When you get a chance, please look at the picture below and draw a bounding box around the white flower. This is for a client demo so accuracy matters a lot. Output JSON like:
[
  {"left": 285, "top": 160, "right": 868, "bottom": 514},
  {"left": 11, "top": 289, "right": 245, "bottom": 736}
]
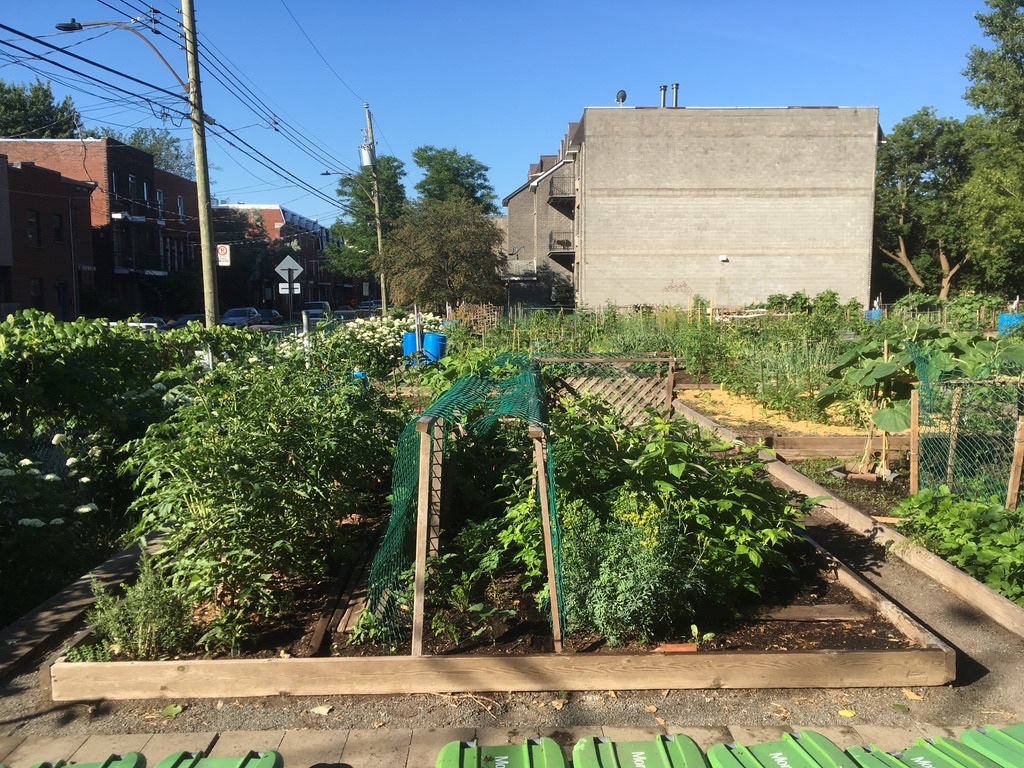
[
  {"left": 18, "top": 518, "right": 45, "bottom": 527},
  {"left": 74, "top": 503, "right": 98, "bottom": 514},
  {"left": 26, "top": 468, "right": 41, "bottom": 476},
  {"left": 18, "top": 458, "right": 33, "bottom": 467},
  {"left": 66, "top": 457, "right": 79, "bottom": 467},
  {"left": 51, "top": 433, "right": 66, "bottom": 445},
  {"left": 44, "top": 473, "right": 61, "bottom": 482},
  {"left": 50, "top": 518, "right": 65, "bottom": 526},
  {"left": 79, "top": 476, "right": 92, "bottom": 484},
  {"left": 88, "top": 447, "right": 102, "bottom": 459}
]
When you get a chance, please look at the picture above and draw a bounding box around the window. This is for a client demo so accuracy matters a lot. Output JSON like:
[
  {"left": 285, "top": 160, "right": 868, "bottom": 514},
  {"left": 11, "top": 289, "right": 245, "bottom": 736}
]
[
  {"left": 127, "top": 174, "right": 137, "bottom": 200},
  {"left": 156, "top": 189, "right": 164, "bottom": 217},
  {"left": 142, "top": 180, "right": 149, "bottom": 204},
  {"left": 30, "top": 278, "right": 43, "bottom": 310},
  {"left": 53, "top": 213, "right": 64, "bottom": 242},
  {"left": 177, "top": 195, "right": 185, "bottom": 223},
  {"left": 110, "top": 172, "right": 117, "bottom": 195},
  {"left": 26, "top": 210, "right": 41, "bottom": 247}
]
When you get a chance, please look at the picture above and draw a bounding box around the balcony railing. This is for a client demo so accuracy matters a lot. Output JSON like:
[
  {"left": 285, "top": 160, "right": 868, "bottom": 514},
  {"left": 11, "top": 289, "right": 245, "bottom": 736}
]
[
  {"left": 548, "top": 172, "right": 574, "bottom": 200},
  {"left": 548, "top": 231, "right": 574, "bottom": 253}
]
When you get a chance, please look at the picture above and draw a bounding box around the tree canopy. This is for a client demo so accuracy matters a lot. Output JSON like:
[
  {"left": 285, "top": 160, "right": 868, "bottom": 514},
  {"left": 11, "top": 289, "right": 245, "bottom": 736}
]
[
  {"left": 964, "top": 0, "right": 1024, "bottom": 136},
  {"left": 325, "top": 156, "right": 407, "bottom": 277},
  {"left": 412, "top": 145, "right": 499, "bottom": 214},
  {"left": 376, "top": 196, "right": 506, "bottom": 309},
  {"left": 83, "top": 126, "right": 196, "bottom": 179},
  {"left": 0, "top": 79, "right": 80, "bottom": 139}
]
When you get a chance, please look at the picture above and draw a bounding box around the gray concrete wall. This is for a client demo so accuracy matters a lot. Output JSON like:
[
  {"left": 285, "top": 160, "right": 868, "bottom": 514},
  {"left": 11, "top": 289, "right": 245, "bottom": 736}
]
[{"left": 576, "top": 107, "right": 878, "bottom": 308}]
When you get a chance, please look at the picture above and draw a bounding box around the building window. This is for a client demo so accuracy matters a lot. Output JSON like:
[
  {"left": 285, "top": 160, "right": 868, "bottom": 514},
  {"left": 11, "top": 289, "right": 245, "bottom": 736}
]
[
  {"left": 143, "top": 180, "right": 149, "bottom": 204},
  {"left": 26, "top": 210, "right": 41, "bottom": 247},
  {"left": 156, "top": 189, "right": 164, "bottom": 218},
  {"left": 128, "top": 174, "right": 137, "bottom": 200},
  {"left": 110, "top": 172, "right": 117, "bottom": 195},
  {"left": 53, "top": 213, "right": 64, "bottom": 242},
  {"left": 177, "top": 195, "right": 185, "bottom": 223},
  {"left": 30, "top": 278, "right": 43, "bottom": 310}
]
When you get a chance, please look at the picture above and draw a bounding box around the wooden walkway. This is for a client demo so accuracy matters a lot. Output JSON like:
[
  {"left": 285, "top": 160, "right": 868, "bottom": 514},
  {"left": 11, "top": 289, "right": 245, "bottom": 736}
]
[{"left": 0, "top": 724, "right": 990, "bottom": 768}]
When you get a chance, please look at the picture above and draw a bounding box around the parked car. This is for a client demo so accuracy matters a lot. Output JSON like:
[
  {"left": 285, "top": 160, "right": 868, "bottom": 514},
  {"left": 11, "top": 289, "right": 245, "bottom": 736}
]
[
  {"left": 219, "top": 307, "right": 261, "bottom": 328},
  {"left": 331, "top": 309, "right": 362, "bottom": 323},
  {"left": 257, "top": 308, "right": 285, "bottom": 325},
  {"left": 301, "top": 301, "right": 332, "bottom": 324},
  {"left": 166, "top": 313, "right": 205, "bottom": 330},
  {"left": 357, "top": 300, "right": 383, "bottom": 311}
]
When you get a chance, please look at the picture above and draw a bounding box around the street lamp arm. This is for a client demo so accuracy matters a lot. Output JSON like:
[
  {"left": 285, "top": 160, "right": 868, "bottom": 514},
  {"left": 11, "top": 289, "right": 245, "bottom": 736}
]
[{"left": 55, "top": 18, "right": 187, "bottom": 93}]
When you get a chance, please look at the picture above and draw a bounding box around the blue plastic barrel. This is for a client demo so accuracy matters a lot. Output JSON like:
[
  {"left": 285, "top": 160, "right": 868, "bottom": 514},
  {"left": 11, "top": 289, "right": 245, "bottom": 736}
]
[
  {"left": 865, "top": 309, "right": 882, "bottom": 322},
  {"left": 997, "top": 313, "right": 1023, "bottom": 336},
  {"left": 423, "top": 332, "right": 447, "bottom": 361},
  {"left": 402, "top": 331, "right": 419, "bottom": 357}
]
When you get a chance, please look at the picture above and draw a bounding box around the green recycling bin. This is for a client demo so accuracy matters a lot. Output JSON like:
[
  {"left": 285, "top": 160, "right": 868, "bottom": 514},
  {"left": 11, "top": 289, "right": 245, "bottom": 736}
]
[
  {"left": 848, "top": 738, "right": 1000, "bottom": 768},
  {"left": 960, "top": 724, "right": 1024, "bottom": 768},
  {"left": 706, "top": 730, "right": 849, "bottom": 767},
  {"left": 435, "top": 737, "right": 567, "bottom": 768},
  {"left": 572, "top": 734, "right": 708, "bottom": 768},
  {"left": 27, "top": 754, "right": 147, "bottom": 768},
  {"left": 152, "top": 752, "right": 282, "bottom": 768}
]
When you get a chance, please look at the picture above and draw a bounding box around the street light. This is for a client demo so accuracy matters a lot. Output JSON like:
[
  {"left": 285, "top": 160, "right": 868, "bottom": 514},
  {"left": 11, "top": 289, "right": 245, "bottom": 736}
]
[{"left": 56, "top": 2, "right": 219, "bottom": 327}]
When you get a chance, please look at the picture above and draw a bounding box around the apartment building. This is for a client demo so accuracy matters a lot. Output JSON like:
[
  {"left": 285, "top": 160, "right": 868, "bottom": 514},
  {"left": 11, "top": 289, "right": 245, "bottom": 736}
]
[{"left": 503, "top": 105, "right": 880, "bottom": 309}]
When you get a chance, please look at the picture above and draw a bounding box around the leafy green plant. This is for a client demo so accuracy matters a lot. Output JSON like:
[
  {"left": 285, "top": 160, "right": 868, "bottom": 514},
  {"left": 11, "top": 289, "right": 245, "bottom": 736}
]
[
  {"left": 894, "top": 486, "right": 1023, "bottom": 606},
  {"left": 689, "top": 624, "right": 716, "bottom": 646},
  {"left": 347, "top": 609, "right": 390, "bottom": 647}
]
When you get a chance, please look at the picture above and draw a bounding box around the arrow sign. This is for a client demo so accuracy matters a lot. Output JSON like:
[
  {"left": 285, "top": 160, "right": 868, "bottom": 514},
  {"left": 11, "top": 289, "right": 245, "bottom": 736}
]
[{"left": 275, "top": 255, "right": 303, "bottom": 281}]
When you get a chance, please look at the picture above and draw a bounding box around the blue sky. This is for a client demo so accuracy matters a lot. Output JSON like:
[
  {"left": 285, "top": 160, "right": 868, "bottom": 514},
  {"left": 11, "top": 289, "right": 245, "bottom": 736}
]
[{"left": 2, "top": 1, "right": 991, "bottom": 225}]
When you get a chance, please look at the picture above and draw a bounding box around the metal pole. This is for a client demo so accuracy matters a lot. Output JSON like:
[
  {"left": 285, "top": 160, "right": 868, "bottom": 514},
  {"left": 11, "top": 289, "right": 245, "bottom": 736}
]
[
  {"left": 364, "top": 104, "right": 387, "bottom": 315},
  {"left": 287, "top": 267, "right": 295, "bottom": 322},
  {"left": 181, "top": 0, "right": 219, "bottom": 327}
]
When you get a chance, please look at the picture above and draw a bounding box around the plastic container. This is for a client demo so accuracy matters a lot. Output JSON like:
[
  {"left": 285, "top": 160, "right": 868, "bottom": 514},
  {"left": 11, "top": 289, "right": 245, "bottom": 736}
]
[
  {"left": 402, "top": 331, "right": 420, "bottom": 357},
  {"left": 24, "top": 755, "right": 147, "bottom": 768},
  {"left": 997, "top": 313, "right": 1023, "bottom": 336},
  {"left": 865, "top": 309, "right": 883, "bottom": 322},
  {"left": 152, "top": 752, "right": 283, "bottom": 768},
  {"left": 423, "top": 332, "right": 447, "bottom": 362},
  {"left": 572, "top": 734, "right": 707, "bottom": 768},
  {"left": 352, "top": 371, "right": 369, "bottom": 388},
  {"left": 960, "top": 724, "right": 1024, "bottom": 768},
  {"left": 435, "top": 738, "right": 567, "bottom": 768},
  {"left": 706, "top": 731, "right": 849, "bottom": 767}
]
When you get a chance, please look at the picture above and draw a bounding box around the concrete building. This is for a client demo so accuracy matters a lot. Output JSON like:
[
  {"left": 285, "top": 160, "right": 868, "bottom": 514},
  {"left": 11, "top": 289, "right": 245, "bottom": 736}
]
[
  {"left": 0, "top": 155, "right": 96, "bottom": 319},
  {"left": 503, "top": 105, "right": 880, "bottom": 309}
]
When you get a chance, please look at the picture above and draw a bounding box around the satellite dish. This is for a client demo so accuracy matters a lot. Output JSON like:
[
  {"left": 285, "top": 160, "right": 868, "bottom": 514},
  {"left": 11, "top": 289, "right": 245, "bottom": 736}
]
[{"left": 615, "top": 89, "right": 627, "bottom": 105}]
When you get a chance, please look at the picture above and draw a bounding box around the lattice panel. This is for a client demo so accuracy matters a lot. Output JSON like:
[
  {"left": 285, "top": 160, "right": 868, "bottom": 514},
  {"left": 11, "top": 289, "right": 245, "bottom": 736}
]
[{"left": 550, "top": 373, "right": 668, "bottom": 426}]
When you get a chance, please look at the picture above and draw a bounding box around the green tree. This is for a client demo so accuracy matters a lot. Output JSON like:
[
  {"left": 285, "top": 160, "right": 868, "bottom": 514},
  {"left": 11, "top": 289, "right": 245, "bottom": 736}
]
[
  {"left": 325, "top": 156, "right": 407, "bottom": 277},
  {"left": 874, "top": 108, "right": 972, "bottom": 298},
  {"left": 377, "top": 197, "right": 506, "bottom": 309},
  {"left": 84, "top": 126, "right": 196, "bottom": 179},
  {"left": 0, "top": 79, "right": 79, "bottom": 138},
  {"left": 964, "top": 0, "right": 1024, "bottom": 136},
  {"left": 412, "top": 145, "right": 499, "bottom": 214}
]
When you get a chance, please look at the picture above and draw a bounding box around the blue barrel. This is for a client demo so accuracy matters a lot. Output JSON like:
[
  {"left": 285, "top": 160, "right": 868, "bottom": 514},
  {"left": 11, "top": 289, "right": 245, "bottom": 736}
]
[
  {"left": 423, "top": 332, "right": 447, "bottom": 362},
  {"left": 402, "top": 331, "right": 419, "bottom": 356},
  {"left": 865, "top": 309, "right": 882, "bottom": 322},
  {"left": 997, "top": 313, "right": 1023, "bottom": 336}
]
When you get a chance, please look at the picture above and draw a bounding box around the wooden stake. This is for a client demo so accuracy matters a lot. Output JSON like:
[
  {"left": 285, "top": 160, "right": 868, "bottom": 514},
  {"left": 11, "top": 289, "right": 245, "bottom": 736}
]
[
  {"left": 529, "top": 425, "right": 563, "bottom": 653},
  {"left": 946, "top": 387, "right": 964, "bottom": 489},
  {"left": 1006, "top": 415, "right": 1024, "bottom": 510},
  {"left": 665, "top": 358, "right": 676, "bottom": 416},
  {"left": 910, "top": 389, "right": 919, "bottom": 495},
  {"left": 412, "top": 415, "right": 439, "bottom": 657}
]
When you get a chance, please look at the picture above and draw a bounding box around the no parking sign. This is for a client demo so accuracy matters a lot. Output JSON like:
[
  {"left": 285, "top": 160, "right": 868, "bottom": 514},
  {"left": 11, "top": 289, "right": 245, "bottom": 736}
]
[{"left": 216, "top": 243, "right": 230, "bottom": 266}]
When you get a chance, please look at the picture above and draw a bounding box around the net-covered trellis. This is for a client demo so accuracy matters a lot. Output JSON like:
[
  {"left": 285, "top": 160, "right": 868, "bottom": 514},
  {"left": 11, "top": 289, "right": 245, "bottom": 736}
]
[
  {"left": 366, "top": 353, "right": 563, "bottom": 649},
  {"left": 909, "top": 344, "right": 1024, "bottom": 503}
]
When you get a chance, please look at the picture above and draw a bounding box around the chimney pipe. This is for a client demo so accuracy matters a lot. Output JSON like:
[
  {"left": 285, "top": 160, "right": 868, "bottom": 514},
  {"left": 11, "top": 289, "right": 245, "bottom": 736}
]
[
  {"left": 672, "top": 83, "right": 679, "bottom": 107},
  {"left": 660, "top": 85, "right": 667, "bottom": 108}
]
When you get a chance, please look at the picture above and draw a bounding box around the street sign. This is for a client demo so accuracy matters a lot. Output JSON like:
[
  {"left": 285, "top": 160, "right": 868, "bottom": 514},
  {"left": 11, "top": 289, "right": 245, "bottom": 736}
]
[
  {"left": 275, "top": 255, "right": 303, "bottom": 281},
  {"left": 216, "top": 243, "right": 231, "bottom": 266},
  {"left": 278, "top": 282, "right": 301, "bottom": 294}
]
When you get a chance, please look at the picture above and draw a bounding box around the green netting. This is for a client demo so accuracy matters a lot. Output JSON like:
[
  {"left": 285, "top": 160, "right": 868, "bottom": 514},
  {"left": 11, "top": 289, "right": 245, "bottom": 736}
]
[
  {"left": 366, "top": 353, "right": 562, "bottom": 648},
  {"left": 909, "top": 343, "right": 1024, "bottom": 503}
]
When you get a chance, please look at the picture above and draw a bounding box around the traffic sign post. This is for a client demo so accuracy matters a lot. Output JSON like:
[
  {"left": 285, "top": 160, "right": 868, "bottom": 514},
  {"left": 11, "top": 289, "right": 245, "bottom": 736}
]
[{"left": 275, "top": 256, "right": 303, "bottom": 322}]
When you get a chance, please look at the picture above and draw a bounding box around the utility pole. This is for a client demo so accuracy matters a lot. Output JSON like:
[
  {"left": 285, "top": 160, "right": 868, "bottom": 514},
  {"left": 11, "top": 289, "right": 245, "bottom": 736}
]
[
  {"left": 361, "top": 103, "right": 387, "bottom": 315},
  {"left": 181, "top": 0, "right": 219, "bottom": 327}
]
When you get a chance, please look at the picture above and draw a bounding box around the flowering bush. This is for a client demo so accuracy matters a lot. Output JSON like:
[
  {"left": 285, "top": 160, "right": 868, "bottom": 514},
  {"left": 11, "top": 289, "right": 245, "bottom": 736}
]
[{"left": 313, "top": 314, "right": 444, "bottom": 379}]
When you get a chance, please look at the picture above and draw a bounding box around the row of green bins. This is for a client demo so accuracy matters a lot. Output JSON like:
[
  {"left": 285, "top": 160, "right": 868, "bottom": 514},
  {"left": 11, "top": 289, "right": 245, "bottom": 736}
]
[
  {"left": 436, "top": 738, "right": 568, "bottom": 768},
  {"left": 848, "top": 736, "right": 1003, "bottom": 767},
  {"left": 705, "top": 731, "right": 849, "bottom": 767},
  {"left": 20, "top": 754, "right": 146, "bottom": 768},
  {"left": 573, "top": 735, "right": 707, "bottom": 768},
  {"left": 959, "top": 723, "right": 1024, "bottom": 768},
  {"left": 153, "top": 753, "right": 283, "bottom": 768}
]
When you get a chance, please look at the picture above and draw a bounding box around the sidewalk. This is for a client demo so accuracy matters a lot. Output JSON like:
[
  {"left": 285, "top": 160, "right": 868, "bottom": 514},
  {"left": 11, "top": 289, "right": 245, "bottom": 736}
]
[{"left": 0, "top": 723, "right": 990, "bottom": 768}]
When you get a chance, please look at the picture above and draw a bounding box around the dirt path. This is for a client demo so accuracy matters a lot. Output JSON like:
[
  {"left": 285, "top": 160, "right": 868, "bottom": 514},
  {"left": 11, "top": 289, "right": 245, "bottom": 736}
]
[{"left": 677, "top": 388, "right": 866, "bottom": 437}]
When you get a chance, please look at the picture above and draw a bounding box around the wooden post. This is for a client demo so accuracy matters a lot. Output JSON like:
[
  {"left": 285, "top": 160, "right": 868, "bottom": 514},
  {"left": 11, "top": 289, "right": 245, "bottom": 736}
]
[
  {"left": 910, "top": 389, "right": 920, "bottom": 495},
  {"left": 529, "top": 425, "right": 563, "bottom": 653},
  {"left": 665, "top": 357, "right": 676, "bottom": 415},
  {"left": 412, "top": 415, "right": 439, "bottom": 657},
  {"left": 1005, "top": 415, "right": 1024, "bottom": 510},
  {"left": 946, "top": 387, "right": 964, "bottom": 489}
]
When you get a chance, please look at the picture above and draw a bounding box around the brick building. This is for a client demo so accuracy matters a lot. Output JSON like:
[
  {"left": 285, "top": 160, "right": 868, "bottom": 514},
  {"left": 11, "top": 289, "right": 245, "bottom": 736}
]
[
  {"left": 0, "top": 155, "right": 96, "bottom": 319},
  {"left": 0, "top": 138, "right": 201, "bottom": 317},
  {"left": 212, "top": 203, "right": 340, "bottom": 312},
  {"left": 503, "top": 105, "right": 880, "bottom": 309}
]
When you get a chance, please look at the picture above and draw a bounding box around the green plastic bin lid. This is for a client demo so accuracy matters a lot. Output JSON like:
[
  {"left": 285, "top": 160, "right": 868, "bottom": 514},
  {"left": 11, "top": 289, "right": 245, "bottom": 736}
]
[
  {"left": 844, "top": 745, "right": 906, "bottom": 767},
  {"left": 706, "top": 731, "right": 852, "bottom": 767},
  {"left": 571, "top": 734, "right": 708, "bottom": 768},
  {"left": 961, "top": 724, "right": 1024, "bottom": 768},
  {"left": 435, "top": 737, "right": 567, "bottom": 768},
  {"left": 28, "top": 754, "right": 146, "bottom": 768},
  {"left": 880, "top": 738, "right": 1003, "bottom": 768},
  {"left": 151, "top": 751, "right": 282, "bottom": 768}
]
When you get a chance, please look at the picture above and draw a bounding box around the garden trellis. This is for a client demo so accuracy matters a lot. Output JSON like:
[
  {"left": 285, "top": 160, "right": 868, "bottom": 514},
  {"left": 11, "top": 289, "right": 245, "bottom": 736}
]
[{"left": 909, "top": 346, "right": 1024, "bottom": 507}]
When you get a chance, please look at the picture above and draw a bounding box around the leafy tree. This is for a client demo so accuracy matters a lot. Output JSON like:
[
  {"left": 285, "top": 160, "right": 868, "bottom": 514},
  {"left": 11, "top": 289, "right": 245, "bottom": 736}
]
[
  {"left": 964, "top": 0, "right": 1024, "bottom": 136},
  {"left": 377, "top": 197, "right": 506, "bottom": 309},
  {"left": 325, "top": 156, "right": 407, "bottom": 277},
  {"left": 874, "top": 108, "right": 972, "bottom": 298},
  {"left": 0, "top": 79, "right": 79, "bottom": 138},
  {"left": 84, "top": 126, "right": 196, "bottom": 179},
  {"left": 412, "top": 145, "right": 499, "bottom": 214}
]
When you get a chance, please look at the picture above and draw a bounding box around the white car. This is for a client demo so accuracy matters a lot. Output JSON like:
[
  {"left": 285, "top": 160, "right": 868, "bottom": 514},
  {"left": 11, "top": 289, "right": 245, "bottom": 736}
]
[{"left": 219, "top": 307, "right": 260, "bottom": 327}]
